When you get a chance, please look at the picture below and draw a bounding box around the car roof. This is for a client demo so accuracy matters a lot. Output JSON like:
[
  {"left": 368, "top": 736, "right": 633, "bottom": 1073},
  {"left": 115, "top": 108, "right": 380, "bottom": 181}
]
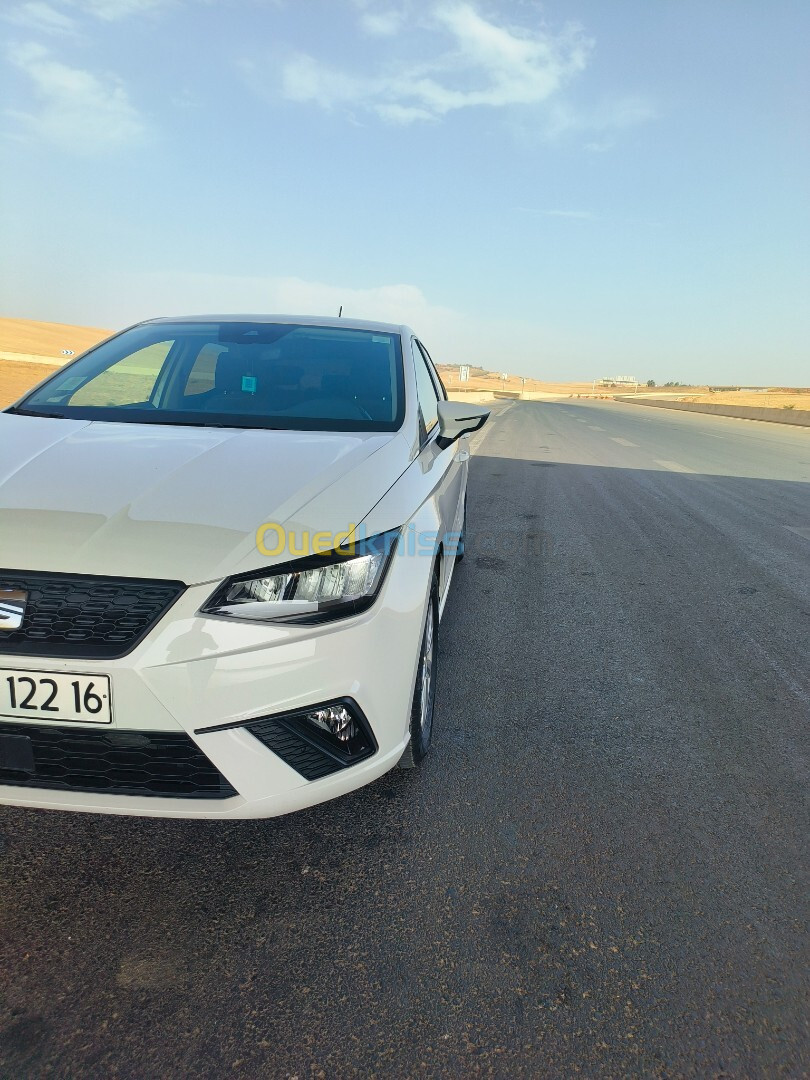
[{"left": 140, "top": 314, "right": 411, "bottom": 336}]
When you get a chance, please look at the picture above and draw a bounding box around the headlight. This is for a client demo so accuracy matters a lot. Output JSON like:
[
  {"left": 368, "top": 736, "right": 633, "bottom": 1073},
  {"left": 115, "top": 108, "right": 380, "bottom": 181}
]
[{"left": 199, "top": 529, "right": 400, "bottom": 624}]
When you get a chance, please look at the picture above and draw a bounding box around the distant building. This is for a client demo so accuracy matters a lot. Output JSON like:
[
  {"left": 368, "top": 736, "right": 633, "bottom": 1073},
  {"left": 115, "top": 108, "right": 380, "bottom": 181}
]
[{"left": 597, "top": 375, "right": 637, "bottom": 387}]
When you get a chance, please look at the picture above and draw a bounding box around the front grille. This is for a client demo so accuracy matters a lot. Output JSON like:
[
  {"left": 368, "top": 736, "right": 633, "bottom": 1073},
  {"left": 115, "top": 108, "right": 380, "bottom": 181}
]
[
  {"left": 0, "top": 723, "right": 237, "bottom": 799},
  {"left": 0, "top": 570, "right": 185, "bottom": 659}
]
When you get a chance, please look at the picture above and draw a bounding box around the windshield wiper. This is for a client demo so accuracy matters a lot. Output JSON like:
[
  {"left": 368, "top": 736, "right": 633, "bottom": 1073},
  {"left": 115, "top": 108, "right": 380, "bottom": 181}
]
[
  {"left": 134, "top": 417, "right": 283, "bottom": 430},
  {"left": 6, "top": 406, "right": 283, "bottom": 430},
  {"left": 6, "top": 407, "right": 68, "bottom": 419}
]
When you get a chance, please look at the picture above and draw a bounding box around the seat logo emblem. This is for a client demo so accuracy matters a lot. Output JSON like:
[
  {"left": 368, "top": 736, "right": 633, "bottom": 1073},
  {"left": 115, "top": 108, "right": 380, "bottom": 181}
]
[{"left": 0, "top": 589, "right": 27, "bottom": 631}]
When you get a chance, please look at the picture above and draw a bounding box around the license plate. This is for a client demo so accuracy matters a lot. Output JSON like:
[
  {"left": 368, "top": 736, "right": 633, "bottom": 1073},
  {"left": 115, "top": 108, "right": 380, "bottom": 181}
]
[{"left": 0, "top": 669, "right": 112, "bottom": 724}]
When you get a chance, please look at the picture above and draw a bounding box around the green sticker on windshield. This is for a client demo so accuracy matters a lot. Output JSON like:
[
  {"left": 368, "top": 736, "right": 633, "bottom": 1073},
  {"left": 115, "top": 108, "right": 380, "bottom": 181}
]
[{"left": 241, "top": 375, "right": 257, "bottom": 393}]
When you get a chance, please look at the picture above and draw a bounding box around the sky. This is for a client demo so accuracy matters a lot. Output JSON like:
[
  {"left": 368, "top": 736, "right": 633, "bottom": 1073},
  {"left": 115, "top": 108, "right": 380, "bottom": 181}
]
[{"left": 1, "top": 0, "right": 808, "bottom": 384}]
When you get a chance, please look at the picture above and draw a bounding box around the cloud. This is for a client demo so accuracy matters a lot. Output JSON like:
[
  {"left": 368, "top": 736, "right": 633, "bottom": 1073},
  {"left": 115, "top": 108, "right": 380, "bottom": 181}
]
[
  {"left": 6, "top": 41, "right": 147, "bottom": 153},
  {"left": 41, "top": 269, "right": 587, "bottom": 374},
  {"left": 3, "top": 0, "right": 179, "bottom": 38},
  {"left": 350, "top": 0, "right": 410, "bottom": 36},
  {"left": 280, "top": 52, "right": 365, "bottom": 109},
  {"left": 358, "top": 8, "right": 407, "bottom": 36},
  {"left": 3, "top": 2, "right": 78, "bottom": 35},
  {"left": 10, "top": 264, "right": 676, "bottom": 379},
  {"left": 126, "top": 273, "right": 459, "bottom": 331},
  {"left": 376, "top": 103, "right": 435, "bottom": 124},
  {"left": 583, "top": 138, "right": 614, "bottom": 153},
  {"left": 275, "top": 1, "right": 593, "bottom": 124},
  {"left": 4, "top": 0, "right": 175, "bottom": 29},
  {"left": 544, "top": 94, "right": 657, "bottom": 141}
]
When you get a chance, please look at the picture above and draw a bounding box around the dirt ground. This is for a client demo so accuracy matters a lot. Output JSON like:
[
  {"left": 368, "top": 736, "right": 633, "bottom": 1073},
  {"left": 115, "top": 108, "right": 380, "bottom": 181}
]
[
  {"left": 0, "top": 360, "right": 58, "bottom": 407},
  {"left": 679, "top": 391, "right": 810, "bottom": 410},
  {"left": 437, "top": 367, "right": 632, "bottom": 396},
  {"left": 0, "top": 317, "right": 110, "bottom": 359}
]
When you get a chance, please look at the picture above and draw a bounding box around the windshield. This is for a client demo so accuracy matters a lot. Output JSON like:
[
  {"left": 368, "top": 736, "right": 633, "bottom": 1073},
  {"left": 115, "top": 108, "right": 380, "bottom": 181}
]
[{"left": 12, "top": 321, "right": 405, "bottom": 433}]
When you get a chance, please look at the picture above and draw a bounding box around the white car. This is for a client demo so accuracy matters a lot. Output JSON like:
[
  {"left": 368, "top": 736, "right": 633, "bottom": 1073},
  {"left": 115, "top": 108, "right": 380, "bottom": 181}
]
[{"left": 0, "top": 316, "right": 488, "bottom": 818}]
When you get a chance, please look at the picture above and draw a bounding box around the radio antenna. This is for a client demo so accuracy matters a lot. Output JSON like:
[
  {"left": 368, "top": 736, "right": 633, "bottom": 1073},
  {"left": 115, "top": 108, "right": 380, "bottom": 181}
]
[{"left": 338, "top": 305, "right": 343, "bottom": 317}]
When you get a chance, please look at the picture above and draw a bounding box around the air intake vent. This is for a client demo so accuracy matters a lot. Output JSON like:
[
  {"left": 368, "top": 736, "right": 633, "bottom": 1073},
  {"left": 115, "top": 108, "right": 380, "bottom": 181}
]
[{"left": 0, "top": 724, "right": 236, "bottom": 799}]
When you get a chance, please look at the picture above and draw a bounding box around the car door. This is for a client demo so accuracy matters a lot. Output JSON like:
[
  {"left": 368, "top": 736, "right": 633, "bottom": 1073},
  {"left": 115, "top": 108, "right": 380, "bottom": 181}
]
[{"left": 411, "top": 338, "right": 465, "bottom": 596}]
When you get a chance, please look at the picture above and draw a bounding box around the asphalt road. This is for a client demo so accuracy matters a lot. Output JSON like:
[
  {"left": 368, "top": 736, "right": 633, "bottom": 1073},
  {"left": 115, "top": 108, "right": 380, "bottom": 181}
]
[{"left": 1, "top": 400, "right": 808, "bottom": 1078}]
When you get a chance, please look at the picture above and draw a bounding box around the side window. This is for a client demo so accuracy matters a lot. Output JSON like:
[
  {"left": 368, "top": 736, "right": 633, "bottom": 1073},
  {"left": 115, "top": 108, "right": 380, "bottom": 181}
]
[
  {"left": 67, "top": 341, "right": 172, "bottom": 406},
  {"left": 412, "top": 338, "right": 439, "bottom": 440},
  {"left": 417, "top": 341, "right": 446, "bottom": 400}
]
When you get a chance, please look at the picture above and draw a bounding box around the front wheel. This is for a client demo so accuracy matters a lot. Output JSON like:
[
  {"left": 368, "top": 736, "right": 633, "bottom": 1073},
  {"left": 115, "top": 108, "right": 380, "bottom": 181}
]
[{"left": 398, "top": 572, "right": 439, "bottom": 768}]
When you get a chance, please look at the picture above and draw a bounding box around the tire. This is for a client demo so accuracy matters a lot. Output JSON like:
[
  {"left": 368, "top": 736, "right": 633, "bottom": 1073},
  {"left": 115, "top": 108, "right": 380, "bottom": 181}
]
[
  {"left": 398, "top": 570, "right": 439, "bottom": 768},
  {"left": 455, "top": 496, "right": 467, "bottom": 562}
]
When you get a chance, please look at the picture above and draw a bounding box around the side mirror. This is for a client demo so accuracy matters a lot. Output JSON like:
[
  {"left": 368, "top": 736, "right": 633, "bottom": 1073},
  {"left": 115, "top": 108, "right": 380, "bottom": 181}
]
[{"left": 436, "top": 400, "right": 490, "bottom": 448}]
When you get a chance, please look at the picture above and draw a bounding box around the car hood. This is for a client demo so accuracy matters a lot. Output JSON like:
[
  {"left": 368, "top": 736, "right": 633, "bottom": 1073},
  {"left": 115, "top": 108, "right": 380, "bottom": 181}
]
[{"left": 0, "top": 414, "right": 409, "bottom": 584}]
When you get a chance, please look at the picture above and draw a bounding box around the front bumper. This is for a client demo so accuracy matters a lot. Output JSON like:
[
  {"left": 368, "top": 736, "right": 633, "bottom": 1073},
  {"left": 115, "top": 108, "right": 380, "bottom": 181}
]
[{"left": 0, "top": 551, "right": 430, "bottom": 818}]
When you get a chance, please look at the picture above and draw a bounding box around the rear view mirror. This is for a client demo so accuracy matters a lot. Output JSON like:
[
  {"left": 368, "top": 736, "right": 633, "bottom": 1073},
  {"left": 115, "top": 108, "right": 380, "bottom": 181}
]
[{"left": 436, "top": 400, "right": 490, "bottom": 448}]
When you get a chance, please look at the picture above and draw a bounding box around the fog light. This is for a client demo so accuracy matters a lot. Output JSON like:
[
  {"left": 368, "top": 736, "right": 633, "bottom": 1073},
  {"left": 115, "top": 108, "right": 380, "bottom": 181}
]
[
  {"left": 307, "top": 705, "right": 356, "bottom": 742},
  {"left": 241, "top": 698, "right": 378, "bottom": 782}
]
